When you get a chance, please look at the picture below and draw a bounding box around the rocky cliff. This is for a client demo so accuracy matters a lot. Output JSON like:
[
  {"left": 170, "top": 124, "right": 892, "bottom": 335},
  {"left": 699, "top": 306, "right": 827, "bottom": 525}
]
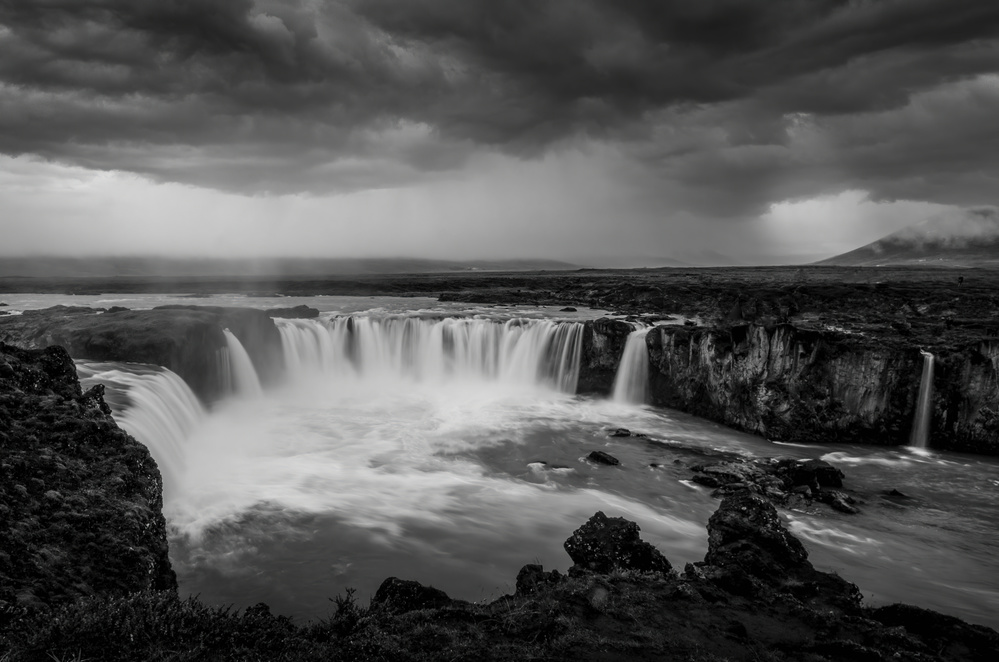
[
  {"left": 0, "top": 306, "right": 298, "bottom": 401},
  {"left": 576, "top": 318, "right": 634, "bottom": 394},
  {"left": 0, "top": 343, "right": 176, "bottom": 610},
  {"left": 640, "top": 322, "right": 999, "bottom": 454}
]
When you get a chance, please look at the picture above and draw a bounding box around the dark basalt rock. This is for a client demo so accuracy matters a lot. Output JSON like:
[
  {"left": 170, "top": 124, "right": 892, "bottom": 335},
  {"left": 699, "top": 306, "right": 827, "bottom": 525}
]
[
  {"left": 370, "top": 577, "right": 453, "bottom": 613},
  {"left": 564, "top": 511, "right": 672, "bottom": 575},
  {"left": 515, "top": 564, "right": 563, "bottom": 595},
  {"left": 0, "top": 304, "right": 286, "bottom": 401},
  {"left": 704, "top": 491, "right": 863, "bottom": 612},
  {"left": 586, "top": 450, "right": 620, "bottom": 465},
  {"left": 706, "top": 492, "right": 808, "bottom": 575},
  {"left": 577, "top": 318, "right": 635, "bottom": 394},
  {"left": 0, "top": 343, "right": 176, "bottom": 609},
  {"left": 784, "top": 458, "right": 845, "bottom": 488},
  {"left": 815, "top": 489, "right": 861, "bottom": 514},
  {"left": 690, "top": 457, "right": 860, "bottom": 514}
]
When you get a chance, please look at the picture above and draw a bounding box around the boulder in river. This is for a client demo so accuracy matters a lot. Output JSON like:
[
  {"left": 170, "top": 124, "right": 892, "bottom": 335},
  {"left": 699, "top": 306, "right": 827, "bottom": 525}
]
[
  {"left": 586, "top": 450, "right": 621, "bottom": 465},
  {"left": 564, "top": 511, "right": 672, "bottom": 575}
]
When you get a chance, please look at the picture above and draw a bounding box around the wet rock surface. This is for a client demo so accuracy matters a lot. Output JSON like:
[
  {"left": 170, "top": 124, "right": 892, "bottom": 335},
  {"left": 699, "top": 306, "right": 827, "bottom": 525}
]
[
  {"left": 586, "top": 450, "right": 621, "bottom": 465},
  {"left": 689, "top": 456, "right": 862, "bottom": 514}
]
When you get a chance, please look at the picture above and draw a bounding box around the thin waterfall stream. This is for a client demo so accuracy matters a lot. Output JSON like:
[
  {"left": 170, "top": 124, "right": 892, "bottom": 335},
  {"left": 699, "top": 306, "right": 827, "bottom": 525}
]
[
  {"left": 909, "top": 350, "right": 935, "bottom": 449},
  {"left": 612, "top": 325, "right": 651, "bottom": 404}
]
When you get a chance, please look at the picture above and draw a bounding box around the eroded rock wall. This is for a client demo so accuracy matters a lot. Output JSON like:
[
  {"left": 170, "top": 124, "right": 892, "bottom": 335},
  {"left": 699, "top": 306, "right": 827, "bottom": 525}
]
[
  {"left": 0, "top": 343, "right": 176, "bottom": 609},
  {"left": 576, "top": 318, "right": 633, "bottom": 394},
  {"left": 644, "top": 323, "right": 999, "bottom": 453},
  {"left": 0, "top": 306, "right": 285, "bottom": 401}
]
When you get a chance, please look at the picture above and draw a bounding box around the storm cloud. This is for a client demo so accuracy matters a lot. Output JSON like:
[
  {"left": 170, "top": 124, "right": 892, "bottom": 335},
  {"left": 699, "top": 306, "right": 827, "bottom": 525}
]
[{"left": 1, "top": 0, "right": 997, "bottom": 221}]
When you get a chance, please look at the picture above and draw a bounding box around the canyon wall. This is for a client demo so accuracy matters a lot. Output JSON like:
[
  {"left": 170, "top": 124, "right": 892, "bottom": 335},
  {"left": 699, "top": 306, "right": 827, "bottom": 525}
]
[
  {"left": 3, "top": 306, "right": 996, "bottom": 454},
  {"left": 636, "top": 322, "right": 999, "bottom": 454}
]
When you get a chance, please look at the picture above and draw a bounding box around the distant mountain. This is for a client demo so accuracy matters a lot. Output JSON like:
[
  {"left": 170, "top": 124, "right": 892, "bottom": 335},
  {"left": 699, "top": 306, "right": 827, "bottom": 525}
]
[
  {"left": 818, "top": 207, "right": 999, "bottom": 268},
  {"left": 0, "top": 256, "right": 581, "bottom": 279}
]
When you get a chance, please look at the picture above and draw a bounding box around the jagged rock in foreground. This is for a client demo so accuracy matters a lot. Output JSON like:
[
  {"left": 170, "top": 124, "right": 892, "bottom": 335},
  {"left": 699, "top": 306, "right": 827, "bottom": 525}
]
[
  {"left": 4, "top": 494, "right": 997, "bottom": 660},
  {"left": 0, "top": 343, "right": 176, "bottom": 610},
  {"left": 564, "top": 511, "right": 672, "bottom": 575}
]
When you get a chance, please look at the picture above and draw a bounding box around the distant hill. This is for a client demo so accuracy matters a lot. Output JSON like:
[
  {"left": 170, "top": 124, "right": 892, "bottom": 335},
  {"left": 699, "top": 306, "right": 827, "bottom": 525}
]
[
  {"left": 0, "top": 256, "right": 581, "bottom": 278},
  {"left": 818, "top": 207, "right": 999, "bottom": 268}
]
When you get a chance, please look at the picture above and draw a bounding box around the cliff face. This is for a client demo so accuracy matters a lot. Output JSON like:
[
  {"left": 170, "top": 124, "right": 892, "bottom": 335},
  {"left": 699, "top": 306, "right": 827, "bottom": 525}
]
[
  {"left": 0, "top": 343, "right": 177, "bottom": 609},
  {"left": 935, "top": 340, "right": 999, "bottom": 453},
  {"left": 577, "top": 318, "right": 634, "bottom": 394},
  {"left": 641, "top": 323, "right": 999, "bottom": 454}
]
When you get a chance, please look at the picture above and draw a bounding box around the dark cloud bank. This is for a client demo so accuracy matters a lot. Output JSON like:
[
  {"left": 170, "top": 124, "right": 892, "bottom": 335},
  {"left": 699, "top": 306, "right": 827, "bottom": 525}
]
[{"left": 1, "top": 0, "right": 997, "bottom": 219}]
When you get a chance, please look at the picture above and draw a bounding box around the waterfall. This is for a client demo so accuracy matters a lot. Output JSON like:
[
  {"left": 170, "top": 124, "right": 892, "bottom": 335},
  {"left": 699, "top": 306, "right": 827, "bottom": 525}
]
[
  {"left": 221, "top": 329, "right": 263, "bottom": 398},
  {"left": 274, "top": 316, "right": 585, "bottom": 392},
  {"left": 612, "top": 326, "right": 651, "bottom": 404},
  {"left": 909, "top": 350, "right": 935, "bottom": 449},
  {"left": 77, "top": 363, "right": 204, "bottom": 498}
]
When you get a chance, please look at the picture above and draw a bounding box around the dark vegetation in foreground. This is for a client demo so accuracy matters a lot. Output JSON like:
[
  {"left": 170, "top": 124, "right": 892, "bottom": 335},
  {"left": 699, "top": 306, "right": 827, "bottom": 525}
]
[{"left": 3, "top": 343, "right": 998, "bottom": 661}]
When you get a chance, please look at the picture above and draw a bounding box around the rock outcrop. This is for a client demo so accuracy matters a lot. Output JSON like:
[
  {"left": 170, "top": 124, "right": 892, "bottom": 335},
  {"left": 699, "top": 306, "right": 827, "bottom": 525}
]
[
  {"left": 690, "top": 457, "right": 860, "bottom": 514},
  {"left": 0, "top": 343, "right": 176, "bottom": 610},
  {"left": 563, "top": 511, "right": 672, "bottom": 575},
  {"left": 643, "top": 322, "right": 999, "bottom": 454},
  {"left": 576, "top": 318, "right": 633, "bottom": 394},
  {"left": 0, "top": 305, "right": 290, "bottom": 401}
]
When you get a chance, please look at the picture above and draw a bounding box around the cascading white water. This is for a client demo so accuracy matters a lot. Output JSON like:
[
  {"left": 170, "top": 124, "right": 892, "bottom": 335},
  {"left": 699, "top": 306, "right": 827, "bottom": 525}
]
[
  {"left": 909, "top": 350, "right": 935, "bottom": 449},
  {"left": 76, "top": 363, "right": 204, "bottom": 499},
  {"left": 70, "top": 301, "right": 999, "bottom": 630},
  {"left": 612, "top": 326, "right": 651, "bottom": 404},
  {"left": 274, "top": 316, "right": 584, "bottom": 392},
  {"left": 221, "top": 329, "right": 263, "bottom": 398}
]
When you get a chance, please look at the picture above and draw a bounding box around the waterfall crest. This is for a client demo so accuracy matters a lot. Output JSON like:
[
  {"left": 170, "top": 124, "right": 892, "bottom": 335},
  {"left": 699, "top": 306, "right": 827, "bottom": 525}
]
[
  {"left": 77, "top": 363, "right": 204, "bottom": 497},
  {"left": 221, "top": 329, "right": 263, "bottom": 398},
  {"left": 612, "top": 326, "right": 651, "bottom": 404},
  {"left": 909, "top": 350, "right": 935, "bottom": 449},
  {"left": 275, "top": 316, "right": 584, "bottom": 392}
]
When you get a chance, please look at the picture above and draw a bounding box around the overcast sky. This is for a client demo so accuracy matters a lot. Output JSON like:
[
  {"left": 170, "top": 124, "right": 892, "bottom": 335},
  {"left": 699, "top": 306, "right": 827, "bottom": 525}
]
[{"left": 1, "top": 0, "right": 997, "bottom": 266}]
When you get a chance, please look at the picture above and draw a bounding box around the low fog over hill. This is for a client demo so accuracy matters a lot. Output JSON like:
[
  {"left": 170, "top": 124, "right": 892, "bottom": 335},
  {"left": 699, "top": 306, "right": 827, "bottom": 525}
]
[{"left": 819, "top": 207, "right": 999, "bottom": 268}]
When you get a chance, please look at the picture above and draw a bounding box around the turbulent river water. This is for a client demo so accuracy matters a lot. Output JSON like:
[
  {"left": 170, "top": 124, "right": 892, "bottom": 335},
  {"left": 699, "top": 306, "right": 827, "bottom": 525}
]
[{"left": 8, "top": 293, "right": 997, "bottom": 628}]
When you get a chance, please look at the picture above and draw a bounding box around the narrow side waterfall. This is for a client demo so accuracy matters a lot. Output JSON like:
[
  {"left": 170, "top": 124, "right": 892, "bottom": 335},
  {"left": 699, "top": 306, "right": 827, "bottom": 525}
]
[
  {"left": 612, "top": 326, "right": 651, "bottom": 404},
  {"left": 909, "top": 350, "right": 935, "bottom": 449},
  {"left": 221, "top": 329, "right": 263, "bottom": 398},
  {"left": 274, "top": 316, "right": 585, "bottom": 392},
  {"left": 77, "top": 363, "right": 204, "bottom": 498}
]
